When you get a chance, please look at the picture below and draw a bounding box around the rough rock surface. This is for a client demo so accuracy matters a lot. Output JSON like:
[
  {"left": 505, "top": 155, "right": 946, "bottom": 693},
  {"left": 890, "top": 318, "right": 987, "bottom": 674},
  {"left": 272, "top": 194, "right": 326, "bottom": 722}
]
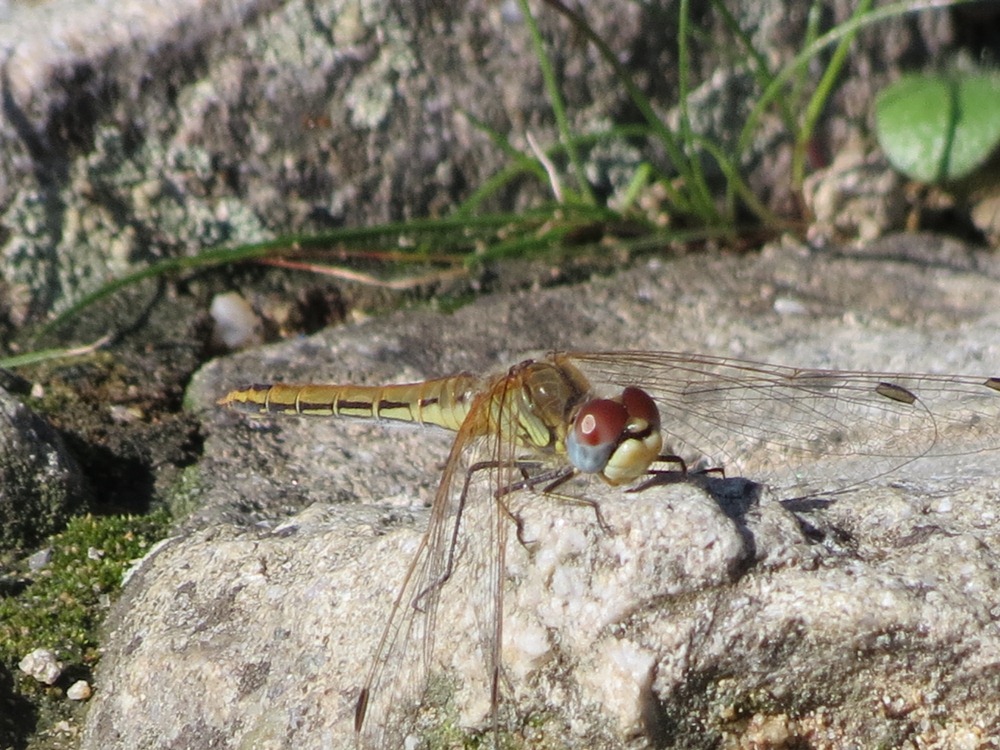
[
  {"left": 84, "top": 236, "right": 1000, "bottom": 749},
  {"left": 0, "top": 384, "right": 89, "bottom": 551}
]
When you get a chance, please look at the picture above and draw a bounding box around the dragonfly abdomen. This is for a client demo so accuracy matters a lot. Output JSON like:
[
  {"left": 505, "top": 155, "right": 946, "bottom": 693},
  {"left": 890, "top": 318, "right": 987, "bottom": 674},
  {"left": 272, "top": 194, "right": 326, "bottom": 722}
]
[{"left": 219, "top": 375, "right": 481, "bottom": 432}]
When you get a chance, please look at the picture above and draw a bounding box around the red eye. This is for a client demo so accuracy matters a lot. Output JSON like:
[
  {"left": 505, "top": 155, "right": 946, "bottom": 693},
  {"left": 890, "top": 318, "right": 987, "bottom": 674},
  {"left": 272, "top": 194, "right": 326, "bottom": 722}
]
[
  {"left": 621, "top": 387, "right": 660, "bottom": 431},
  {"left": 567, "top": 387, "right": 664, "bottom": 481},
  {"left": 574, "top": 399, "right": 628, "bottom": 447},
  {"left": 567, "top": 398, "right": 628, "bottom": 474}
]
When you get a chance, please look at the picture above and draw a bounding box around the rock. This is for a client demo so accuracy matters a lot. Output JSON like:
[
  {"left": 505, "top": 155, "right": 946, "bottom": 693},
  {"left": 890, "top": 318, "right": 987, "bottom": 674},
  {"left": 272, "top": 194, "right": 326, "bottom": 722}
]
[
  {"left": 66, "top": 680, "right": 92, "bottom": 701},
  {"left": 802, "top": 140, "right": 906, "bottom": 244},
  {"left": 18, "top": 648, "right": 62, "bottom": 686},
  {"left": 26, "top": 547, "right": 52, "bottom": 571},
  {"left": 84, "top": 236, "right": 1000, "bottom": 748},
  {"left": 0, "top": 388, "right": 90, "bottom": 551},
  {"left": 209, "top": 292, "right": 264, "bottom": 351},
  {"left": 971, "top": 187, "right": 1000, "bottom": 246}
]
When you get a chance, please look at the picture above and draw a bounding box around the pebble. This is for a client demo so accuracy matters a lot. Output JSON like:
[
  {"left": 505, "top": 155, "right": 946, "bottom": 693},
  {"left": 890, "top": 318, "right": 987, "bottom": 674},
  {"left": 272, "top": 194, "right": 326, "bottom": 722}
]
[
  {"left": 210, "top": 292, "right": 263, "bottom": 350},
  {"left": 67, "top": 680, "right": 93, "bottom": 701},
  {"left": 18, "top": 648, "right": 63, "bottom": 685}
]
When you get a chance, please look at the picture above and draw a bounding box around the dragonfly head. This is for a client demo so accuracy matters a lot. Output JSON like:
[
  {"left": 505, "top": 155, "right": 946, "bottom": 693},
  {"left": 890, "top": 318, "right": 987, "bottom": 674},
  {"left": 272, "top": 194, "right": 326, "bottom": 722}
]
[{"left": 566, "top": 386, "right": 663, "bottom": 486}]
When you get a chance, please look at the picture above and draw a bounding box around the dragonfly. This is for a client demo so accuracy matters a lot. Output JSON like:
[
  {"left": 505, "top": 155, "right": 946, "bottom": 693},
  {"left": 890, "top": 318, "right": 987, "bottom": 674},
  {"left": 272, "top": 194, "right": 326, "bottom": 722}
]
[{"left": 219, "top": 350, "right": 1000, "bottom": 747}]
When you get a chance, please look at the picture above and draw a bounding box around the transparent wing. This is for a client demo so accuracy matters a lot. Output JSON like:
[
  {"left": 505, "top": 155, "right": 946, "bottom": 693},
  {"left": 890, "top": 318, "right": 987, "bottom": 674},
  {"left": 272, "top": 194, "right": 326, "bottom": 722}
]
[
  {"left": 356, "top": 377, "right": 521, "bottom": 748},
  {"left": 565, "top": 350, "right": 1000, "bottom": 494}
]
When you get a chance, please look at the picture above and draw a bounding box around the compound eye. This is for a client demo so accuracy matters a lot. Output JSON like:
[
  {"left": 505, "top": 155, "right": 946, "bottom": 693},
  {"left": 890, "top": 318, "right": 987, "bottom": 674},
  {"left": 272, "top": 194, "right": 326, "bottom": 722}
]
[
  {"left": 575, "top": 399, "right": 628, "bottom": 446},
  {"left": 597, "top": 387, "right": 664, "bottom": 486},
  {"left": 566, "top": 398, "right": 628, "bottom": 473},
  {"left": 621, "top": 386, "right": 660, "bottom": 432}
]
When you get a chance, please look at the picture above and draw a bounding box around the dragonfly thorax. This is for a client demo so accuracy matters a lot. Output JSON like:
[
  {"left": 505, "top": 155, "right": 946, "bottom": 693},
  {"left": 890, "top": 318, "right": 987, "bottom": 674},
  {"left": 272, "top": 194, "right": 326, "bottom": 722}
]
[{"left": 490, "top": 359, "right": 594, "bottom": 452}]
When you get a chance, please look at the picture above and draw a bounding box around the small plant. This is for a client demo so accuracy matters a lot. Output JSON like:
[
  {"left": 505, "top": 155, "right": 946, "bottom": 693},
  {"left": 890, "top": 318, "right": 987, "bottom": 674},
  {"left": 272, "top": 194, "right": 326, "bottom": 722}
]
[{"left": 875, "top": 70, "right": 1000, "bottom": 185}]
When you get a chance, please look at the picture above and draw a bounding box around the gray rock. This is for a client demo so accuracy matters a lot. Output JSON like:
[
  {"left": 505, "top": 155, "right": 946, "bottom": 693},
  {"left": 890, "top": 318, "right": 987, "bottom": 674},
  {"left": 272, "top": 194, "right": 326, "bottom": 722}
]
[
  {"left": 26, "top": 546, "right": 52, "bottom": 571},
  {"left": 0, "top": 387, "right": 89, "bottom": 551},
  {"left": 85, "top": 236, "right": 1000, "bottom": 748}
]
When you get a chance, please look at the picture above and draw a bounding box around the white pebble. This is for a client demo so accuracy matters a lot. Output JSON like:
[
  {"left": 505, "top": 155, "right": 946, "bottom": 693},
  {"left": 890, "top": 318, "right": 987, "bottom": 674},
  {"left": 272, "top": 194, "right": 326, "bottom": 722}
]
[
  {"left": 18, "top": 648, "right": 63, "bottom": 685},
  {"left": 67, "top": 680, "right": 92, "bottom": 701},
  {"left": 210, "top": 292, "right": 263, "bottom": 350}
]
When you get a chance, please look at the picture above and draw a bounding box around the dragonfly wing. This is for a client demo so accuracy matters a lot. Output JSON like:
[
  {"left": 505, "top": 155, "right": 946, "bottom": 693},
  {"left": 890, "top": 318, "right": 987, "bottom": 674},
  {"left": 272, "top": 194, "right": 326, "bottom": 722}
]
[
  {"left": 356, "top": 380, "right": 519, "bottom": 747},
  {"left": 565, "top": 351, "right": 1000, "bottom": 494}
]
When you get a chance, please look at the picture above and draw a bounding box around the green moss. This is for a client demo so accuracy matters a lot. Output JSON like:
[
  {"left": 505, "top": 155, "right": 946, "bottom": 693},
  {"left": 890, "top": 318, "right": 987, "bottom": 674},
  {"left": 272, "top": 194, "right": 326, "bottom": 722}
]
[
  {"left": 164, "top": 464, "right": 207, "bottom": 520},
  {"left": 414, "top": 682, "right": 558, "bottom": 750},
  {"left": 0, "top": 510, "right": 171, "bottom": 696}
]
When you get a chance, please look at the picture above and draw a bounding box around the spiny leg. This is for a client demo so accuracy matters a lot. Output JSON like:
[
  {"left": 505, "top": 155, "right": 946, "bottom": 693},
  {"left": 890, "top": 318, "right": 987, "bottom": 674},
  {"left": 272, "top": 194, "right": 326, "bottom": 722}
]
[
  {"left": 626, "top": 453, "right": 726, "bottom": 493},
  {"left": 538, "top": 469, "right": 614, "bottom": 534},
  {"left": 410, "top": 457, "right": 585, "bottom": 605},
  {"left": 493, "top": 464, "right": 614, "bottom": 536},
  {"left": 410, "top": 458, "right": 500, "bottom": 612},
  {"left": 408, "top": 458, "right": 555, "bottom": 610},
  {"left": 409, "top": 448, "right": 727, "bottom": 619},
  {"left": 496, "top": 463, "right": 575, "bottom": 546}
]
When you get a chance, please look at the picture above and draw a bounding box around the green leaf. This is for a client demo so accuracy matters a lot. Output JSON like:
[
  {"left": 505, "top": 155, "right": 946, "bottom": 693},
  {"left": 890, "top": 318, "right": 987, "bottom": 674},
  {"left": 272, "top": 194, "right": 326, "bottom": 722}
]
[{"left": 875, "top": 72, "right": 1000, "bottom": 183}]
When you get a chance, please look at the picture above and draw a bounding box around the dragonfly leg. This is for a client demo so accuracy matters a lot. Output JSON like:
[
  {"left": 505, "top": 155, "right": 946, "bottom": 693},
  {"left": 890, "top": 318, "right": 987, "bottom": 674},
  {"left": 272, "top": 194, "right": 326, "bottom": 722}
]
[
  {"left": 497, "top": 494, "right": 531, "bottom": 548},
  {"left": 411, "top": 457, "right": 612, "bottom": 612},
  {"left": 498, "top": 464, "right": 539, "bottom": 547},
  {"left": 531, "top": 469, "right": 612, "bottom": 534},
  {"left": 626, "top": 454, "right": 726, "bottom": 493},
  {"left": 495, "top": 464, "right": 615, "bottom": 535},
  {"left": 496, "top": 463, "right": 576, "bottom": 547},
  {"left": 411, "top": 458, "right": 516, "bottom": 612}
]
